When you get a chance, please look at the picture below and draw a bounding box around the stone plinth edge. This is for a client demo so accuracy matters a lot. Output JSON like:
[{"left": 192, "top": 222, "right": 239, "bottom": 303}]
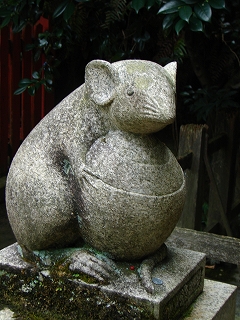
[
  {"left": 183, "top": 279, "right": 237, "bottom": 320},
  {"left": 0, "top": 244, "right": 205, "bottom": 319}
]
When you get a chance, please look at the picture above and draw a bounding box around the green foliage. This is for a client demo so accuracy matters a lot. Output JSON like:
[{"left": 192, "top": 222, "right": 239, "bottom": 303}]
[
  {"left": 181, "top": 85, "right": 239, "bottom": 122},
  {"left": 52, "top": 0, "right": 69, "bottom": 19},
  {"left": 0, "top": 0, "right": 237, "bottom": 104},
  {"left": 2, "top": 0, "right": 168, "bottom": 95},
  {"left": 158, "top": 0, "right": 225, "bottom": 34},
  {"left": 14, "top": 64, "right": 54, "bottom": 95},
  {"left": 0, "top": 0, "right": 42, "bottom": 31},
  {"left": 131, "top": 0, "right": 159, "bottom": 13},
  {"left": 102, "top": 0, "right": 128, "bottom": 29},
  {"left": 173, "top": 38, "right": 187, "bottom": 63}
]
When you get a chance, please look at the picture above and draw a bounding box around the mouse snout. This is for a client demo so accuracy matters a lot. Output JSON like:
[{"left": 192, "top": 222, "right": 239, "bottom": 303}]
[
  {"left": 110, "top": 85, "right": 175, "bottom": 134},
  {"left": 141, "top": 93, "right": 175, "bottom": 125}
]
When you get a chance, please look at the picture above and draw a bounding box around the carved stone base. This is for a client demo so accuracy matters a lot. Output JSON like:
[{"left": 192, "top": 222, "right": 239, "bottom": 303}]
[{"left": 0, "top": 244, "right": 206, "bottom": 319}]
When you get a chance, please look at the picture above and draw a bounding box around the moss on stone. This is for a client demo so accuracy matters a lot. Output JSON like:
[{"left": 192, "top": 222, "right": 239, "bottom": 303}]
[{"left": 0, "top": 268, "right": 155, "bottom": 320}]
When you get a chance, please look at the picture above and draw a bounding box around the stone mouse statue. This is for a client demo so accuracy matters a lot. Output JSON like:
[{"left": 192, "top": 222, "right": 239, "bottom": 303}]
[{"left": 6, "top": 59, "right": 185, "bottom": 293}]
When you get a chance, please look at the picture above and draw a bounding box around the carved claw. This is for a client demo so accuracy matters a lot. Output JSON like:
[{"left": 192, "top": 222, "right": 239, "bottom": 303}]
[
  {"left": 140, "top": 261, "right": 155, "bottom": 294},
  {"left": 67, "top": 250, "right": 119, "bottom": 282},
  {"left": 139, "top": 244, "right": 167, "bottom": 294}
]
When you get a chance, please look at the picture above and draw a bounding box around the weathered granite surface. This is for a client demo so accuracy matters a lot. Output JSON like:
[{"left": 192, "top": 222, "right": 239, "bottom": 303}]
[
  {"left": 183, "top": 279, "right": 237, "bottom": 320},
  {"left": 6, "top": 60, "right": 185, "bottom": 257},
  {"left": 0, "top": 244, "right": 205, "bottom": 319},
  {"left": 0, "top": 308, "right": 14, "bottom": 320},
  {"left": 82, "top": 131, "right": 185, "bottom": 260}
]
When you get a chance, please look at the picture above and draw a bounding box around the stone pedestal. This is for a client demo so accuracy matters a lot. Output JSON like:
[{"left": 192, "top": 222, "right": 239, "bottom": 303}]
[
  {"left": 0, "top": 244, "right": 236, "bottom": 319},
  {"left": 183, "top": 279, "right": 237, "bottom": 319}
]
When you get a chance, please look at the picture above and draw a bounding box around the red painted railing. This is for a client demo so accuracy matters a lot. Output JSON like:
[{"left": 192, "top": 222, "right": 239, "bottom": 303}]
[{"left": 0, "top": 17, "right": 55, "bottom": 176}]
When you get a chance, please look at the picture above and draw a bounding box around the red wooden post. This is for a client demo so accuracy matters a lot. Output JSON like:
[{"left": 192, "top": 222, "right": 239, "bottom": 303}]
[
  {"left": 44, "top": 91, "right": 55, "bottom": 116},
  {"left": 9, "top": 31, "right": 21, "bottom": 156},
  {"left": 21, "top": 24, "right": 33, "bottom": 138},
  {"left": 0, "top": 17, "right": 55, "bottom": 176},
  {"left": 34, "top": 17, "right": 55, "bottom": 120},
  {"left": 0, "top": 27, "right": 10, "bottom": 175},
  {"left": 33, "top": 24, "right": 44, "bottom": 125}
]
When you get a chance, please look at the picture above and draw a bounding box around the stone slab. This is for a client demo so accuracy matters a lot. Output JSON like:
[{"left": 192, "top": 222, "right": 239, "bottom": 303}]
[
  {"left": 0, "top": 244, "right": 205, "bottom": 319},
  {"left": 183, "top": 279, "right": 237, "bottom": 320}
]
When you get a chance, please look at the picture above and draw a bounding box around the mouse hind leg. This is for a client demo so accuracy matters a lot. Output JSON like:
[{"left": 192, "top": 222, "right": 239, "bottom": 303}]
[{"left": 6, "top": 154, "right": 81, "bottom": 252}]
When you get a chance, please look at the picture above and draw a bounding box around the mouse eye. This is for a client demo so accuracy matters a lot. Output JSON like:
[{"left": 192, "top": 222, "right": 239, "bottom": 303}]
[{"left": 127, "top": 89, "right": 134, "bottom": 96}]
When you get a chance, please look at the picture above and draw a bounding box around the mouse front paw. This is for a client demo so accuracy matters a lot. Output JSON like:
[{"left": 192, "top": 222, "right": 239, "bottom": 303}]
[
  {"left": 139, "top": 244, "right": 167, "bottom": 294},
  {"left": 66, "top": 249, "right": 119, "bottom": 283}
]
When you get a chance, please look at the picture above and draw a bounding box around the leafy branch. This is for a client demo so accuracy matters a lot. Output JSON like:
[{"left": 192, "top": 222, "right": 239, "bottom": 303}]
[
  {"left": 181, "top": 85, "right": 239, "bottom": 122},
  {"left": 158, "top": 0, "right": 225, "bottom": 34},
  {"left": 0, "top": 0, "right": 234, "bottom": 101}
]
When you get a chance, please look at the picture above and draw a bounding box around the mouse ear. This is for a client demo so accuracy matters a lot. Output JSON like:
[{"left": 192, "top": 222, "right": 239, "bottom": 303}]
[
  {"left": 164, "top": 61, "right": 177, "bottom": 87},
  {"left": 85, "top": 60, "right": 119, "bottom": 106}
]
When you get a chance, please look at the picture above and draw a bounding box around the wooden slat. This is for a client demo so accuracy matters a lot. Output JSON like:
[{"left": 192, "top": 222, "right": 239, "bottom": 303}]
[
  {"left": 206, "top": 112, "right": 239, "bottom": 235},
  {"left": 0, "top": 27, "right": 10, "bottom": 175},
  {"left": 230, "top": 142, "right": 240, "bottom": 235},
  {"left": 208, "top": 133, "right": 228, "bottom": 154},
  {"left": 166, "top": 227, "right": 240, "bottom": 265},
  {"left": 177, "top": 124, "right": 208, "bottom": 230},
  {"left": 1, "top": 19, "right": 54, "bottom": 174},
  {"left": 34, "top": 17, "right": 54, "bottom": 118},
  {"left": 44, "top": 91, "right": 55, "bottom": 116},
  {"left": 9, "top": 31, "right": 21, "bottom": 156},
  {"left": 22, "top": 24, "right": 33, "bottom": 138},
  {"left": 33, "top": 24, "right": 43, "bottom": 126}
]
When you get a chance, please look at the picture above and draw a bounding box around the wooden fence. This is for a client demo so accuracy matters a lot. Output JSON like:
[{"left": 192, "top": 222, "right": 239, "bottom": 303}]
[
  {"left": 177, "top": 110, "right": 240, "bottom": 239},
  {"left": 172, "top": 112, "right": 240, "bottom": 266},
  {"left": 0, "top": 17, "right": 54, "bottom": 176}
]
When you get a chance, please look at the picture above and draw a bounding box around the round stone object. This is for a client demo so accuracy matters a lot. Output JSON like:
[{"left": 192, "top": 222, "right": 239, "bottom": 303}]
[{"left": 80, "top": 130, "right": 186, "bottom": 260}]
